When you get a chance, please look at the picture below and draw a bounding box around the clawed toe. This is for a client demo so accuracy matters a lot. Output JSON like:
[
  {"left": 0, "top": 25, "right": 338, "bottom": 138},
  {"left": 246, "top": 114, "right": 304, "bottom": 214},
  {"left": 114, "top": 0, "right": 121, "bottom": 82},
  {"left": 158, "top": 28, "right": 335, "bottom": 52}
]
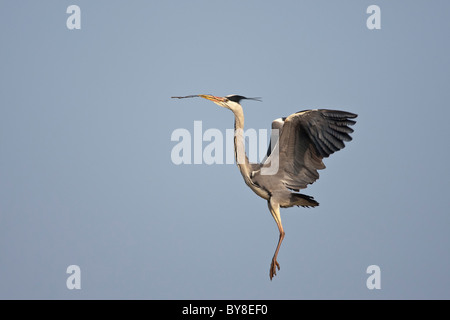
[{"left": 269, "top": 259, "right": 280, "bottom": 280}]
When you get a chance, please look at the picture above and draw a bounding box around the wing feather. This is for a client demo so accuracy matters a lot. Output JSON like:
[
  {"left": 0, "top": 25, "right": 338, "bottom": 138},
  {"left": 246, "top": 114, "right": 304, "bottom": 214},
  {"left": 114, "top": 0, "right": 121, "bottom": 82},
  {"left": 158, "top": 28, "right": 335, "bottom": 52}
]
[{"left": 257, "top": 109, "right": 357, "bottom": 191}]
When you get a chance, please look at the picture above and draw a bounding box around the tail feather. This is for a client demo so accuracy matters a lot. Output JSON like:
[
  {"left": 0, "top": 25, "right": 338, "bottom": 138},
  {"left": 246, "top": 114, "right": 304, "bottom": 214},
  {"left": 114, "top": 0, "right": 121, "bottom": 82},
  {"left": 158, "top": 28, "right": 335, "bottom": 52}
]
[{"left": 282, "top": 193, "right": 319, "bottom": 208}]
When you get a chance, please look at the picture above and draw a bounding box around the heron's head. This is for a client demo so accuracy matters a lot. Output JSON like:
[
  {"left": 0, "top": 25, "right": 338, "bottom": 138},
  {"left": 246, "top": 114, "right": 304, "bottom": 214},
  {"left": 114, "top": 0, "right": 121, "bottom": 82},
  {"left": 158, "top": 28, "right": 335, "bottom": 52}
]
[
  {"left": 171, "top": 94, "right": 261, "bottom": 111},
  {"left": 198, "top": 94, "right": 261, "bottom": 111}
]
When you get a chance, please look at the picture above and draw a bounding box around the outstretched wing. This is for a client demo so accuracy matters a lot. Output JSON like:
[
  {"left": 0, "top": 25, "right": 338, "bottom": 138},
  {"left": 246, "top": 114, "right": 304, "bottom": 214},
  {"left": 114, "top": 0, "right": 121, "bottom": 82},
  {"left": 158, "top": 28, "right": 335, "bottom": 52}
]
[{"left": 259, "top": 109, "right": 357, "bottom": 191}]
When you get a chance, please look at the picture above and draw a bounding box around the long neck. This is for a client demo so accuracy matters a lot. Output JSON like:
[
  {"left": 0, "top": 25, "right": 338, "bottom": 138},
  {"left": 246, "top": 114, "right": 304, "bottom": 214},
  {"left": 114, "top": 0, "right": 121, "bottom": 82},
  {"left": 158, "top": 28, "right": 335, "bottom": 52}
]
[{"left": 231, "top": 105, "right": 252, "bottom": 183}]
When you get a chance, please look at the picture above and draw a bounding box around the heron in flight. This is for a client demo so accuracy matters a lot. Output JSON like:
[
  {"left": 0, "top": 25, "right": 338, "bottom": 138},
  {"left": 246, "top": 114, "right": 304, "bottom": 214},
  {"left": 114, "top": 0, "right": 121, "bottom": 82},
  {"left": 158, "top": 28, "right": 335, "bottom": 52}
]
[{"left": 172, "top": 94, "right": 357, "bottom": 280}]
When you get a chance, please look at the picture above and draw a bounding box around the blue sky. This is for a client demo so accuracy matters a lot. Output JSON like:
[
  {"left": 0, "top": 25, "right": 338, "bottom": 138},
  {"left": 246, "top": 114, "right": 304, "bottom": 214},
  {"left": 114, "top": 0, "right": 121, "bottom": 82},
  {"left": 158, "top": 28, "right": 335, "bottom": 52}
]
[{"left": 1, "top": 1, "right": 449, "bottom": 299}]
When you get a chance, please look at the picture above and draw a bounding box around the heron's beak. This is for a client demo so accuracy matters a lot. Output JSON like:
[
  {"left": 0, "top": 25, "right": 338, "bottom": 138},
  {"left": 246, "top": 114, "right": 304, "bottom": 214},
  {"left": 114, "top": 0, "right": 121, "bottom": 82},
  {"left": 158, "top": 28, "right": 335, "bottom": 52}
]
[{"left": 198, "top": 94, "right": 227, "bottom": 103}]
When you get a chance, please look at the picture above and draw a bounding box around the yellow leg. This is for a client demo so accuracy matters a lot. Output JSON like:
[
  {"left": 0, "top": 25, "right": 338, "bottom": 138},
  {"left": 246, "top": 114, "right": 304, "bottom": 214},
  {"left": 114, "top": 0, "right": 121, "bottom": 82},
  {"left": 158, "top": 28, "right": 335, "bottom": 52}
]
[{"left": 268, "top": 198, "right": 285, "bottom": 280}]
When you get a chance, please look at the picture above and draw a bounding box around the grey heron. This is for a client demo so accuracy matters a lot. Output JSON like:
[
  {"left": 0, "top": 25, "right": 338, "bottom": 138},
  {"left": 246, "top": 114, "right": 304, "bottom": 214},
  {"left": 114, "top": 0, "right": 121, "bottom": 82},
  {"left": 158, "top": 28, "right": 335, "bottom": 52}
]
[{"left": 171, "top": 94, "right": 357, "bottom": 280}]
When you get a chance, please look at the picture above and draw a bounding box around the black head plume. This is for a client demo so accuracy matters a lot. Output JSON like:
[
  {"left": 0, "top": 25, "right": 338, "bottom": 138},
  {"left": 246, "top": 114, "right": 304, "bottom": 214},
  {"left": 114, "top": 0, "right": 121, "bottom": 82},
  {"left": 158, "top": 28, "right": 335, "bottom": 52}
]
[{"left": 225, "top": 95, "right": 262, "bottom": 103}]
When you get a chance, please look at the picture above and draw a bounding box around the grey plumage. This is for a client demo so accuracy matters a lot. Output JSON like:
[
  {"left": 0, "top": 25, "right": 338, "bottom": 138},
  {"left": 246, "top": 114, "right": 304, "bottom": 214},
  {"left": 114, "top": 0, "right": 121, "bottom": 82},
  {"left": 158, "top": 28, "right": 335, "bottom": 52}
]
[{"left": 172, "top": 94, "right": 357, "bottom": 280}]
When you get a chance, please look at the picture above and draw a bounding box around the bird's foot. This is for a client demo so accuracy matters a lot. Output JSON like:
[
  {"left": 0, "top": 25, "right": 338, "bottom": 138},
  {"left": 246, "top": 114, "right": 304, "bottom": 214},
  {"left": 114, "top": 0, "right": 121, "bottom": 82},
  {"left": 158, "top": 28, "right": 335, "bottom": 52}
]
[{"left": 269, "top": 258, "right": 280, "bottom": 280}]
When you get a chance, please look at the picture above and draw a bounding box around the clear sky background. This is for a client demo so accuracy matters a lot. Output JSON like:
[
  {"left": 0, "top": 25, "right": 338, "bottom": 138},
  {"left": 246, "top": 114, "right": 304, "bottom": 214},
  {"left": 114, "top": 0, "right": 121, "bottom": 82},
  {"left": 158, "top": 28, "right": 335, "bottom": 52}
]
[{"left": 1, "top": 1, "right": 449, "bottom": 299}]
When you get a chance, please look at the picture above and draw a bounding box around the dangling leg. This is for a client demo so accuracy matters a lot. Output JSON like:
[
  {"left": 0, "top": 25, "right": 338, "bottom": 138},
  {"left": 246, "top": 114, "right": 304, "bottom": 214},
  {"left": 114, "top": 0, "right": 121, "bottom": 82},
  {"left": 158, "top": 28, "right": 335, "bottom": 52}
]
[{"left": 268, "top": 198, "right": 285, "bottom": 280}]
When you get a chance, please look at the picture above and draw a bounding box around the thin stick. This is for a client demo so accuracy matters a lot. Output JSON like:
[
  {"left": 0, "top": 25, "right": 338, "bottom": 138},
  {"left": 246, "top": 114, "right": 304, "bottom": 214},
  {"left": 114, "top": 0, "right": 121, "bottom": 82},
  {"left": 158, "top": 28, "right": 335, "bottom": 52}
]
[{"left": 171, "top": 95, "right": 200, "bottom": 99}]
